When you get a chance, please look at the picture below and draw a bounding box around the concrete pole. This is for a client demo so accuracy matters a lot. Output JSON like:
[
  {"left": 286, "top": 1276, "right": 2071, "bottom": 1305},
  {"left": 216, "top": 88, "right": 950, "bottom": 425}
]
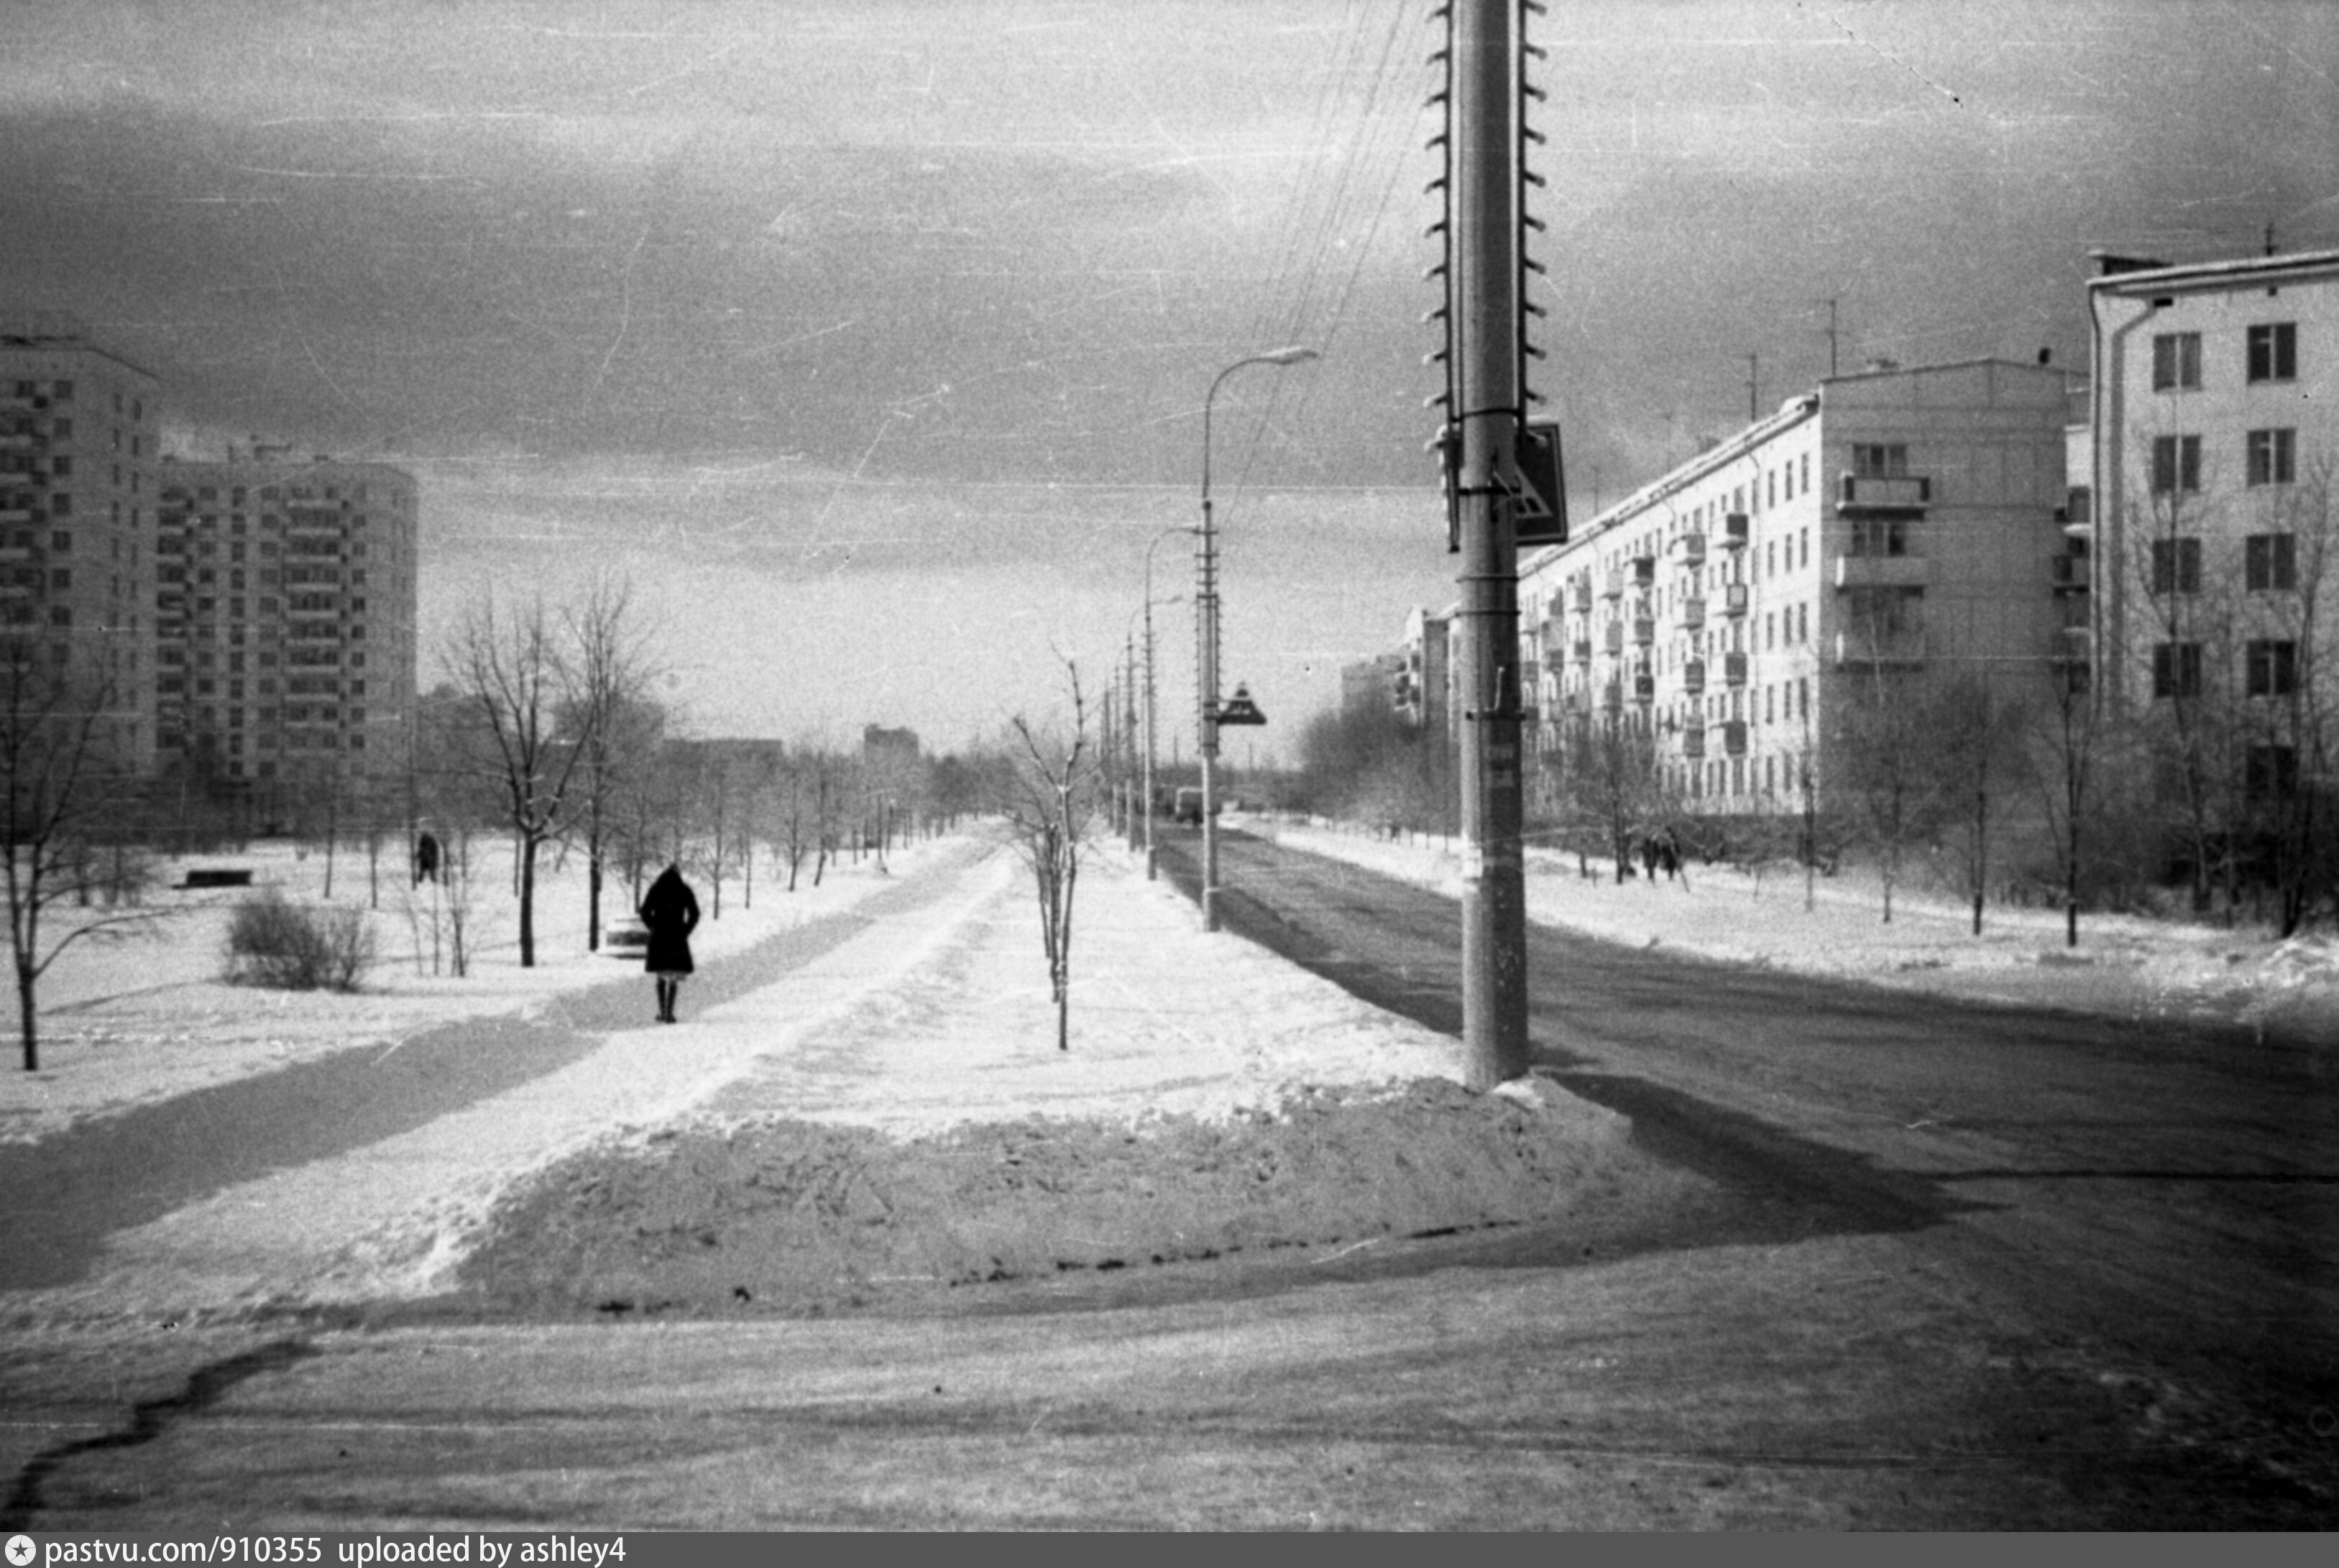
[{"left": 1453, "top": 0, "right": 1530, "bottom": 1087}]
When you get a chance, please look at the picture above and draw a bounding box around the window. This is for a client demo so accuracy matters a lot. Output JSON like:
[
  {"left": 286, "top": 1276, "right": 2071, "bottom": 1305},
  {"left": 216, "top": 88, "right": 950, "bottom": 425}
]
[
  {"left": 49, "top": 530, "right": 70, "bottom": 553},
  {"left": 2151, "top": 435, "right": 2201, "bottom": 494},
  {"left": 2246, "top": 428, "right": 2296, "bottom": 486},
  {"left": 1852, "top": 443, "right": 1908, "bottom": 479},
  {"left": 2246, "top": 639, "right": 2297, "bottom": 697},
  {"left": 2153, "top": 642, "right": 2202, "bottom": 698},
  {"left": 2151, "top": 332, "right": 2202, "bottom": 391},
  {"left": 2246, "top": 532, "right": 2297, "bottom": 591},
  {"left": 2247, "top": 745, "right": 2299, "bottom": 801},
  {"left": 1848, "top": 517, "right": 1908, "bottom": 555},
  {"left": 2247, "top": 322, "right": 2297, "bottom": 383}
]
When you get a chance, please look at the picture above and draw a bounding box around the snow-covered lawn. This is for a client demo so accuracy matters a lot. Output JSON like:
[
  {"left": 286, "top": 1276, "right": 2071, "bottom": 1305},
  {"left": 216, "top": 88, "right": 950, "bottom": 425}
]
[
  {"left": 0, "top": 836, "right": 929, "bottom": 1144},
  {"left": 1249, "top": 816, "right": 2339, "bottom": 1043}
]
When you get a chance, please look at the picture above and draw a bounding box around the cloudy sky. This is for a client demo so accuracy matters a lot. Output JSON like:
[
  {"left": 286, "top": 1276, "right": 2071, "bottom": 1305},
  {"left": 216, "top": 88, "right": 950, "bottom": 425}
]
[{"left": 4, "top": 1, "right": 2335, "bottom": 753}]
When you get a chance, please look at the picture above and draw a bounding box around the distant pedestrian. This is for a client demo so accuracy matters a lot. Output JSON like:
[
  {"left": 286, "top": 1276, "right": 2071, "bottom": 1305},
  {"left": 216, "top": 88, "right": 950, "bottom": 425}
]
[
  {"left": 638, "top": 862, "right": 701, "bottom": 1024},
  {"left": 413, "top": 831, "right": 440, "bottom": 886}
]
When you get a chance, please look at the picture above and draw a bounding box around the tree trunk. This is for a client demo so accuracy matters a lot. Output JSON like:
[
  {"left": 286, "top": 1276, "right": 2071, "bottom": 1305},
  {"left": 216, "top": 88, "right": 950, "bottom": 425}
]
[
  {"left": 518, "top": 832, "right": 540, "bottom": 967},
  {"left": 587, "top": 850, "right": 604, "bottom": 951},
  {"left": 16, "top": 962, "right": 36, "bottom": 1072}
]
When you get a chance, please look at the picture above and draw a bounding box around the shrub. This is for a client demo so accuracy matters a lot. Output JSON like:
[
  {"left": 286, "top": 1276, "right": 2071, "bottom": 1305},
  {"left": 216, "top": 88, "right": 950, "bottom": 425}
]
[{"left": 225, "top": 890, "right": 377, "bottom": 992}]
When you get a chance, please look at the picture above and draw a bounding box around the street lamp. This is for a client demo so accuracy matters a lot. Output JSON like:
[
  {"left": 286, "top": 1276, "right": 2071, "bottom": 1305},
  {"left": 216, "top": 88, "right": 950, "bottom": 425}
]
[
  {"left": 1198, "top": 344, "right": 1317, "bottom": 932},
  {"left": 1140, "top": 527, "right": 1190, "bottom": 882}
]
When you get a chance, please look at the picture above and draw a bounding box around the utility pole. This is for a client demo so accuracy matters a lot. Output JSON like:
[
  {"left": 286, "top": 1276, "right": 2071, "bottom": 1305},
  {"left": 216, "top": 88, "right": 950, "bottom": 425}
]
[
  {"left": 1746, "top": 352, "right": 1760, "bottom": 423},
  {"left": 1825, "top": 297, "right": 1839, "bottom": 379},
  {"left": 1441, "top": 0, "right": 1532, "bottom": 1088}
]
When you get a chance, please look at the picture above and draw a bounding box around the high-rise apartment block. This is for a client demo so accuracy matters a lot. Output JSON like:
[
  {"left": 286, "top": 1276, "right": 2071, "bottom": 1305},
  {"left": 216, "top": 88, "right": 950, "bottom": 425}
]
[
  {"left": 3, "top": 317, "right": 417, "bottom": 815},
  {"left": 0, "top": 318, "right": 162, "bottom": 774},
  {"left": 155, "top": 448, "right": 418, "bottom": 811}
]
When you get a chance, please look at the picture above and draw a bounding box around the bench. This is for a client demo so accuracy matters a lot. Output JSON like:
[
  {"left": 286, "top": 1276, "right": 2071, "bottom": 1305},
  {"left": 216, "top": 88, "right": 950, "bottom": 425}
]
[
  {"left": 180, "top": 868, "right": 254, "bottom": 890},
  {"left": 603, "top": 921, "right": 650, "bottom": 958}
]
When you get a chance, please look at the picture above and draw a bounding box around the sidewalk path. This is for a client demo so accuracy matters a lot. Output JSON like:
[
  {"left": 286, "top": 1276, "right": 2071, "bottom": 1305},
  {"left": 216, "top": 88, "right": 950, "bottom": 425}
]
[{"left": 0, "top": 836, "right": 1003, "bottom": 1310}]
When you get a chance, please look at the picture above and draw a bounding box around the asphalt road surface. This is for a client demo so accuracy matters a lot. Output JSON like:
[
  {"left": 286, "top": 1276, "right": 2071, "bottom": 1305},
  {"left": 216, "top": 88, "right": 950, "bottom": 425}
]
[
  {"left": 6, "top": 828, "right": 2336, "bottom": 1528},
  {"left": 1157, "top": 826, "right": 2339, "bottom": 1509}
]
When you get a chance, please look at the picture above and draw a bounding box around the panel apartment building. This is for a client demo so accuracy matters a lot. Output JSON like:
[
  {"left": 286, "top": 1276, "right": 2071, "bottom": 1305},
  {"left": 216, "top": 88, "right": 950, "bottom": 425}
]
[
  {"left": 2085, "top": 247, "right": 2339, "bottom": 769},
  {"left": 0, "top": 318, "right": 162, "bottom": 775},
  {"left": 154, "top": 446, "right": 419, "bottom": 817},
  {"left": 1519, "top": 356, "right": 2075, "bottom": 813}
]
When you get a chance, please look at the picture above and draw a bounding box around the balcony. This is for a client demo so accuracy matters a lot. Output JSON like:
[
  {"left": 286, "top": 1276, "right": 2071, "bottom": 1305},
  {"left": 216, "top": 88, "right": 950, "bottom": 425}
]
[
  {"left": 1627, "top": 555, "right": 1657, "bottom": 589},
  {"left": 1833, "top": 553, "right": 1930, "bottom": 590},
  {"left": 0, "top": 506, "right": 30, "bottom": 525},
  {"left": 1604, "top": 622, "right": 1625, "bottom": 655},
  {"left": 1722, "top": 512, "right": 1750, "bottom": 550},
  {"left": 1568, "top": 579, "right": 1594, "bottom": 612},
  {"left": 1834, "top": 631, "right": 1927, "bottom": 670},
  {"left": 1570, "top": 639, "right": 1592, "bottom": 665},
  {"left": 2049, "top": 554, "right": 2089, "bottom": 594},
  {"left": 1724, "top": 582, "right": 1750, "bottom": 618},
  {"left": 1680, "top": 596, "right": 1706, "bottom": 631},
  {"left": 1682, "top": 659, "right": 1707, "bottom": 696},
  {"left": 1632, "top": 616, "right": 1655, "bottom": 646},
  {"left": 1601, "top": 681, "right": 1623, "bottom": 714},
  {"left": 1601, "top": 570, "right": 1625, "bottom": 599},
  {"left": 1722, "top": 720, "right": 1748, "bottom": 757},
  {"left": 1837, "top": 474, "right": 1931, "bottom": 513},
  {"left": 1632, "top": 672, "right": 1655, "bottom": 705},
  {"left": 1724, "top": 652, "right": 1748, "bottom": 687},
  {"left": 1681, "top": 727, "right": 1706, "bottom": 760},
  {"left": 1678, "top": 532, "right": 1707, "bottom": 567}
]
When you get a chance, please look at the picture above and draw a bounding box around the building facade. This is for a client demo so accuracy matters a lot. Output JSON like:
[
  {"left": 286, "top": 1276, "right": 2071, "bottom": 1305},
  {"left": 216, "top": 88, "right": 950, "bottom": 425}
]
[
  {"left": 1519, "top": 357, "right": 2075, "bottom": 814},
  {"left": 2085, "top": 247, "right": 2339, "bottom": 742},
  {"left": 0, "top": 318, "right": 161, "bottom": 775},
  {"left": 154, "top": 446, "right": 419, "bottom": 817}
]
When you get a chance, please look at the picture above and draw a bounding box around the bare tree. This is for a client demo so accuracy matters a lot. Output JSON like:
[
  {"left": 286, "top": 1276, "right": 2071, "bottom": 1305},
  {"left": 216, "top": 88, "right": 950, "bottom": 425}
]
[
  {"left": 2126, "top": 445, "right": 2251, "bottom": 917},
  {"left": 1001, "top": 660, "right": 1102, "bottom": 1053},
  {"left": 1929, "top": 673, "right": 2032, "bottom": 936},
  {"left": 771, "top": 744, "right": 817, "bottom": 891},
  {"left": 2233, "top": 451, "right": 2339, "bottom": 935},
  {"left": 1828, "top": 586, "right": 1953, "bottom": 923},
  {"left": 562, "top": 576, "right": 661, "bottom": 952},
  {"left": 445, "top": 591, "right": 594, "bottom": 967},
  {"left": 0, "top": 645, "right": 150, "bottom": 1071},
  {"left": 2028, "top": 636, "right": 2128, "bottom": 948}
]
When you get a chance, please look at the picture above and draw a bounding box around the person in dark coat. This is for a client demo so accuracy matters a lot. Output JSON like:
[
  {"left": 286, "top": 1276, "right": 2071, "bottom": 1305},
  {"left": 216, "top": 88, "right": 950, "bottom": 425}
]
[{"left": 637, "top": 862, "right": 701, "bottom": 1024}]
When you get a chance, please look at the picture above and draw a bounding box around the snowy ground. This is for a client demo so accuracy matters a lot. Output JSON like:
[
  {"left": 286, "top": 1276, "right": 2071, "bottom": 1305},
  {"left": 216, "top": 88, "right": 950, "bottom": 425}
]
[
  {"left": 9, "top": 811, "right": 2327, "bottom": 1326},
  {"left": 10, "top": 826, "right": 1618, "bottom": 1322},
  {"left": 1251, "top": 817, "right": 2339, "bottom": 1045}
]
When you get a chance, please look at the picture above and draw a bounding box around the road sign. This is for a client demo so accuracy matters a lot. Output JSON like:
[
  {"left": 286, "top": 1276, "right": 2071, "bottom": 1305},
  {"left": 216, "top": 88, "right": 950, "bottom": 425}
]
[
  {"left": 1511, "top": 418, "right": 1568, "bottom": 546},
  {"left": 1218, "top": 683, "right": 1267, "bottom": 726}
]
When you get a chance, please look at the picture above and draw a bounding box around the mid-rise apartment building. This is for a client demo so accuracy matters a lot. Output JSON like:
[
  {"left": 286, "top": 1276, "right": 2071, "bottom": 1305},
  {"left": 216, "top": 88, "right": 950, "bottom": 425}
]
[
  {"left": 1519, "top": 356, "right": 2074, "bottom": 813},
  {"left": 2085, "top": 247, "right": 2339, "bottom": 737},
  {"left": 155, "top": 446, "right": 418, "bottom": 812},
  {"left": 0, "top": 318, "right": 160, "bottom": 775}
]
